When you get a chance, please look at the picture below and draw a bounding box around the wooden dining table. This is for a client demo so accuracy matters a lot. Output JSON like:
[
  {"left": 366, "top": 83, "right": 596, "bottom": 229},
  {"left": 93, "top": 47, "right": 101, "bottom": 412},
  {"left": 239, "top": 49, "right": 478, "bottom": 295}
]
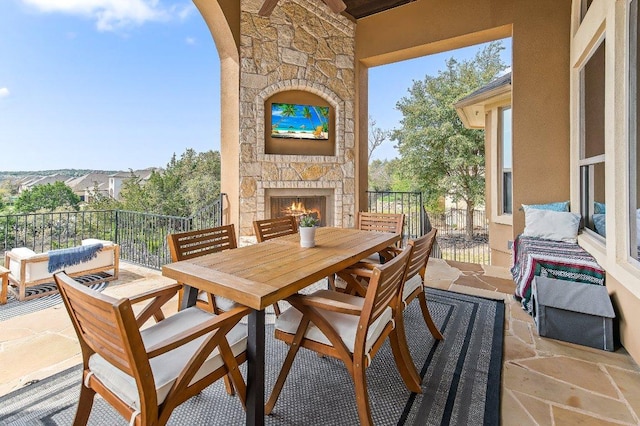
[{"left": 162, "top": 226, "right": 400, "bottom": 426}]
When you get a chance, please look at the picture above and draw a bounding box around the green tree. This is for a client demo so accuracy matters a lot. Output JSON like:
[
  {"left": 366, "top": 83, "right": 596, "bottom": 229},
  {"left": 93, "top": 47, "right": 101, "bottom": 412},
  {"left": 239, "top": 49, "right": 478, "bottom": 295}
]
[
  {"left": 119, "top": 171, "right": 153, "bottom": 213},
  {"left": 302, "top": 106, "right": 314, "bottom": 130},
  {"left": 368, "top": 116, "right": 390, "bottom": 160},
  {"left": 86, "top": 183, "right": 121, "bottom": 211},
  {"left": 273, "top": 103, "right": 297, "bottom": 130},
  {"left": 14, "top": 181, "right": 81, "bottom": 212},
  {"left": 119, "top": 149, "right": 221, "bottom": 217},
  {"left": 369, "top": 159, "right": 393, "bottom": 191},
  {"left": 392, "top": 41, "right": 506, "bottom": 240}
]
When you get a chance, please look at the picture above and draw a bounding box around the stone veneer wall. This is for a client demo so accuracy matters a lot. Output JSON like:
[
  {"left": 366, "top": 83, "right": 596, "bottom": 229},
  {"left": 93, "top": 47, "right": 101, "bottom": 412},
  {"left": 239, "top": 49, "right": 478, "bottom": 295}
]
[{"left": 237, "top": 0, "right": 356, "bottom": 236}]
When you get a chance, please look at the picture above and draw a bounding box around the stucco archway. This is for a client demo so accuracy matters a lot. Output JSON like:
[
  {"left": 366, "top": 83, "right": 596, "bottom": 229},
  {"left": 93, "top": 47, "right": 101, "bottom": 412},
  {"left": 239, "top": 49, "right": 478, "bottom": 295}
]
[{"left": 193, "top": 0, "right": 240, "bottom": 227}]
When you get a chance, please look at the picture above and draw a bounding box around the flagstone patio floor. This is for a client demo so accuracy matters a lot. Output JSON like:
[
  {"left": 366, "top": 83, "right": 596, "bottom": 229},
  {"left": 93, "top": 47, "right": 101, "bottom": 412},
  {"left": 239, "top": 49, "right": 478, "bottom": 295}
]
[{"left": 1, "top": 259, "right": 639, "bottom": 425}]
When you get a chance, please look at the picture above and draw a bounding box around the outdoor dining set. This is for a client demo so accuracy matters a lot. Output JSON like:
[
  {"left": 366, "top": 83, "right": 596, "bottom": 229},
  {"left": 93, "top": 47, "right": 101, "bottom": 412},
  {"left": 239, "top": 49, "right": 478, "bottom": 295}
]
[{"left": 53, "top": 212, "right": 443, "bottom": 426}]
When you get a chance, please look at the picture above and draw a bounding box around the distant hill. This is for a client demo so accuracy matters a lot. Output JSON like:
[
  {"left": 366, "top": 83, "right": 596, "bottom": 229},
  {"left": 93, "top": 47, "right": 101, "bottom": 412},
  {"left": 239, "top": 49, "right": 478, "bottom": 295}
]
[{"left": 0, "top": 169, "right": 121, "bottom": 179}]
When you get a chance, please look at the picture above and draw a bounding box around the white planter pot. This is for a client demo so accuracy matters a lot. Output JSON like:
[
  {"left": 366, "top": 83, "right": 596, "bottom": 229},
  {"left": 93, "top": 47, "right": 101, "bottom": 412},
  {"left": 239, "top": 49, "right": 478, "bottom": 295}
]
[{"left": 299, "top": 226, "right": 316, "bottom": 248}]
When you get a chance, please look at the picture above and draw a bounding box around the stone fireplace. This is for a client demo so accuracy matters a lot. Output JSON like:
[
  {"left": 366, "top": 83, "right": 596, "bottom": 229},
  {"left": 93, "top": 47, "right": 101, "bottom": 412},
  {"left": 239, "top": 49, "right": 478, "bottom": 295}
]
[{"left": 234, "top": 0, "right": 357, "bottom": 236}]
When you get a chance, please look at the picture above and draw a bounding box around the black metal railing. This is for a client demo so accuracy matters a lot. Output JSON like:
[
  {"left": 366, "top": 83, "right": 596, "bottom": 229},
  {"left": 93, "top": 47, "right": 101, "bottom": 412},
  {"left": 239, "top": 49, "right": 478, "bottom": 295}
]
[
  {"left": 428, "top": 208, "right": 490, "bottom": 264},
  {"left": 1, "top": 192, "right": 489, "bottom": 269},
  {"left": 0, "top": 195, "right": 224, "bottom": 270},
  {"left": 366, "top": 191, "right": 425, "bottom": 241},
  {"left": 366, "top": 191, "right": 490, "bottom": 264}
]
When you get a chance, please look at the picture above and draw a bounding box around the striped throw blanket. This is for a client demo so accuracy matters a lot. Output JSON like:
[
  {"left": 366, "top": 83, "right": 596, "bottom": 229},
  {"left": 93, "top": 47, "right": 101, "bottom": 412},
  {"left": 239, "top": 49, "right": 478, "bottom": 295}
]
[
  {"left": 510, "top": 235, "right": 605, "bottom": 315},
  {"left": 48, "top": 243, "right": 104, "bottom": 273}
]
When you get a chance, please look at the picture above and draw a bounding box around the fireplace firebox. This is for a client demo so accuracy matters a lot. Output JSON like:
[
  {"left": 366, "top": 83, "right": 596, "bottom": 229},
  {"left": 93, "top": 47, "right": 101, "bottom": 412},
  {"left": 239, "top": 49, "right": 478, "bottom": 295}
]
[{"left": 270, "top": 196, "right": 327, "bottom": 227}]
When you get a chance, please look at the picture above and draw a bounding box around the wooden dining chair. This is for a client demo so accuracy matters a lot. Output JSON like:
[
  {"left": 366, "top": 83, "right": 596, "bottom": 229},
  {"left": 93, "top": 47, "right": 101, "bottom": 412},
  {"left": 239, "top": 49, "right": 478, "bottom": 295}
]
[
  {"left": 265, "top": 245, "right": 422, "bottom": 426},
  {"left": 253, "top": 216, "right": 299, "bottom": 316},
  {"left": 168, "top": 225, "right": 240, "bottom": 314},
  {"left": 253, "top": 215, "right": 298, "bottom": 242},
  {"left": 54, "top": 271, "right": 250, "bottom": 426},
  {"left": 356, "top": 211, "right": 404, "bottom": 235},
  {"left": 329, "top": 211, "right": 405, "bottom": 292},
  {"left": 337, "top": 228, "right": 444, "bottom": 341},
  {"left": 399, "top": 228, "right": 444, "bottom": 340}
]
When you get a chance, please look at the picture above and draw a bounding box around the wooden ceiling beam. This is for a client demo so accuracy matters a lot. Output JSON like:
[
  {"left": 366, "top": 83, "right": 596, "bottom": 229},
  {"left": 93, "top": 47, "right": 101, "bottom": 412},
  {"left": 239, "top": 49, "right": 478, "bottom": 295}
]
[
  {"left": 259, "top": 0, "right": 346, "bottom": 16},
  {"left": 258, "top": 0, "right": 280, "bottom": 16},
  {"left": 322, "top": 0, "right": 347, "bottom": 13}
]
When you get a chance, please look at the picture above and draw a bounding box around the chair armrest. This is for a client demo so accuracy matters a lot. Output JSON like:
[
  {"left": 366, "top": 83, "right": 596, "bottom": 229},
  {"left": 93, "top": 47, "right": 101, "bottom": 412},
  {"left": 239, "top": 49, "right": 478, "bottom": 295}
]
[
  {"left": 146, "top": 305, "right": 251, "bottom": 358},
  {"left": 339, "top": 264, "right": 375, "bottom": 278},
  {"left": 288, "top": 293, "right": 362, "bottom": 316},
  {"left": 128, "top": 283, "right": 183, "bottom": 305},
  {"left": 379, "top": 246, "right": 402, "bottom": 263},
  {"left": 130, "top": 283, "right": 184, "bottom": 326}
]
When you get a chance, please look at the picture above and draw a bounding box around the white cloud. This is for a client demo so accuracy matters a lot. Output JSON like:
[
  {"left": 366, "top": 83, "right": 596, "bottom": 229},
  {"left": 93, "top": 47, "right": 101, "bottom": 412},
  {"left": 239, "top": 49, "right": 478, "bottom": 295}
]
[
  {"left": 175, "top": 3, "right": 195, "bottom": 21},
  {"left": 185, "top": 37, "right": 196, "bottom": 45},
  {"left": 0, "top": 88, "right": 9, "bottom": 98},
  {"left": 21, "top": 0, "right": 182, "bottom": 32}
]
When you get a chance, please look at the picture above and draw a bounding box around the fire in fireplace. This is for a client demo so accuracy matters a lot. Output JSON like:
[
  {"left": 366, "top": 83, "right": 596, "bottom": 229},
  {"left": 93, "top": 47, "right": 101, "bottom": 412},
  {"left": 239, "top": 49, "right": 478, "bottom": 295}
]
[{"left": 270, "top": 196, "right": 327, "bottom": 226}]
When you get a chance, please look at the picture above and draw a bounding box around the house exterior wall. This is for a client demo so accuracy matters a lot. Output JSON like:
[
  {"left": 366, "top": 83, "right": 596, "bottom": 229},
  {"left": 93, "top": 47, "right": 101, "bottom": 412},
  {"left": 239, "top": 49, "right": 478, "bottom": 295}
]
[
  {"left": 570, "top": 0, "right": 640, "bottom": 363},
  {"left": 355, "top": 0, "right": 572, "bottom": 240}
]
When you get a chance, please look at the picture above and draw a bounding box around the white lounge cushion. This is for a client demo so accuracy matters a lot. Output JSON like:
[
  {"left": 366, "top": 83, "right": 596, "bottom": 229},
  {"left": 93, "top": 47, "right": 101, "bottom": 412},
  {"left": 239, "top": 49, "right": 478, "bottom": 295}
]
[
  {"left": 402, "top": 274, "right": 422, "bottom": 302},
  {"left": 9, "top": 247, "right": 37, "bottom": 258},
  {"left": 88, "top": 307, "right": 247, "bottom": 411},
  {"left": 82, "top": 238, "right": 114, "bottom": 247},
  {"left": 8, "top": 248, "right": 37, "bottom": 278},
  {"left": 275, "top": 290, "right": 393, "bottom": 354}
]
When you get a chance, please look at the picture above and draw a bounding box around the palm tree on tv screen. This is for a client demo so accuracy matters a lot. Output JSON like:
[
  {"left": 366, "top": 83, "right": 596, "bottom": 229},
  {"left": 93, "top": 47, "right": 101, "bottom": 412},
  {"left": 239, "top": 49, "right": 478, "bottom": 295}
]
[{"left": 273, "top": 103, "right": 297, "bottom": 131}]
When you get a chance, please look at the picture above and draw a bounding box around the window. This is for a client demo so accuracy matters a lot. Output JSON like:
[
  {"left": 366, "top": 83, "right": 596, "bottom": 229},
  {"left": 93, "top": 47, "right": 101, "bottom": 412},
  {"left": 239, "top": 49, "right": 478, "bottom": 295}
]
[
  {"left": 630, "top": 0, "right": 639, "bottom": 261},
  {"left": 579, "top": 39, "right": 606, "bottom": 238},
  {"left": 581, "top": 0, "right": 594, "bottom": 22},
  {"left": 499, "top": 107, "right": 513, "bottom": 215}
]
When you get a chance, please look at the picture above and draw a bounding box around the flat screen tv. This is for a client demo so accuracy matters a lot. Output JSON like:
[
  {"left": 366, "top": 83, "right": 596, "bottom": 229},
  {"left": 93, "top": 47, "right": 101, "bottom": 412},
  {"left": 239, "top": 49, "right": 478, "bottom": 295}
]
[{"left": 271, "top": 102, "right": 330, "bottom": 140}]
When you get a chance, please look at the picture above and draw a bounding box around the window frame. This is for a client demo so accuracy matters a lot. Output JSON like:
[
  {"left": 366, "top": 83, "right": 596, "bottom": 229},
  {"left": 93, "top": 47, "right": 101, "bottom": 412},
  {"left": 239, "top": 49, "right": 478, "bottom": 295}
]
[
  {"left": 629, "top": 0, "right": 639, "bottom": 264},
  {"left": 498, "top": 106, "right": 513, "bottom": 216},
  {"left": 489, "top": 100, "right": 513, "bottom": 225}
]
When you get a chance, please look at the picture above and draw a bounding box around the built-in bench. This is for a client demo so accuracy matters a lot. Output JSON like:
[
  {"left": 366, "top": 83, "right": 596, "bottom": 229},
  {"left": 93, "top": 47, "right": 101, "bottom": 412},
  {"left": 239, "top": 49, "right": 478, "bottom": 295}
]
[{"left": 510, "top": 235, "right": 606, "bottom": 315}]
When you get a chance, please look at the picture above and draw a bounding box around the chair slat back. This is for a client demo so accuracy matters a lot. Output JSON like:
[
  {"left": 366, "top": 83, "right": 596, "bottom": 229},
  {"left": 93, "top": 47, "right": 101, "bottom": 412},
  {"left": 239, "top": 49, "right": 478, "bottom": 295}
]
[
  {"left": 55, "top": 272, "right": 146, "bottom": 377},
  {"left": 168, "top": 225, "right": 237, "bottom": 261},
  {"left": 356, "top": 212, "right": 404, "bottom": 234},
  {"left": 405, "top": 228, "right": 438, "bottom": 280},
  {"left": 360, "top": 245, "right": 412, "bottom": 327},
  {"left": 253, "top": 216, "right": 298, "bottom": 242}
]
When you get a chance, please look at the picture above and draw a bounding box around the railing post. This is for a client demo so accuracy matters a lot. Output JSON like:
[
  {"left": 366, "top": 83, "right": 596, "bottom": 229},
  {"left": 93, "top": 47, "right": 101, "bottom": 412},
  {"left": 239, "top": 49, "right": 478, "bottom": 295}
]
[{"left": 114, "top": 210, "right": 119, "bottom": 245}]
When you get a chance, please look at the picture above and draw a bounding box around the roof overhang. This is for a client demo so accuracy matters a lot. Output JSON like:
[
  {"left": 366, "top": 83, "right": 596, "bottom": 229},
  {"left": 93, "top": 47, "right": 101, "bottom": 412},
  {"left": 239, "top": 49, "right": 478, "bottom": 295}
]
[
  {"left": 454, "top": 73, "right": 512, "bottom": 129},
  {"left": 454, "top": 83, "right": 511, "bottom": 129}
]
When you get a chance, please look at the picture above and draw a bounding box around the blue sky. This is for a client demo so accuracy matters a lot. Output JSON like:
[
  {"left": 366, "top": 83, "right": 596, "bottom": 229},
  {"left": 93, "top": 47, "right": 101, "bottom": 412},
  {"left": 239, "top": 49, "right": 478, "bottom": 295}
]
[{"left": 0, "top": 0, "right": 511, "bottom": 171}]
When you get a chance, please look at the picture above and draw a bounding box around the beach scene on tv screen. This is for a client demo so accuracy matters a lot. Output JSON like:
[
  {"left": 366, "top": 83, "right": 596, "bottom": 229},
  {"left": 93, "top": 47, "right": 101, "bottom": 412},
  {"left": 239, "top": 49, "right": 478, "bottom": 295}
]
[{"left": 271, "top": 103, "right": 329, "bottom": 140}]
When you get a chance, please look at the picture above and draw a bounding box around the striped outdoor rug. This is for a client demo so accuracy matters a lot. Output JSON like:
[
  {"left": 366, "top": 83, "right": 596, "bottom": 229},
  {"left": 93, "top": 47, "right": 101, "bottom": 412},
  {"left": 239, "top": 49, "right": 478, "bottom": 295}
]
[
  {"left": 0, "top": 288, "right": 504, "bottom": 425},
  {"left": 0, "top": 272, "right": 112, "bottom": 322}
]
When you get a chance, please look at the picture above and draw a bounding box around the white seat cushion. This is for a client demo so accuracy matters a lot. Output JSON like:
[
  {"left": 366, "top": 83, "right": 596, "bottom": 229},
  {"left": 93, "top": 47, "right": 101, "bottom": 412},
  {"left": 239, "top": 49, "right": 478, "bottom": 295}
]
[
  {"left": 195, "top": 291, "right": 240, "bottom": 312},
  {"left": 88, "top": 307, "right": 247, "bottom": 410},
  {"left": 275, "top": 290, "right": 393, "bottom": 355},
  {"left": 402, "top": 274, "right": 423, "bottom": 302},
  {"left": 214, "top": 295, "right": 241, "bottom": 312}
]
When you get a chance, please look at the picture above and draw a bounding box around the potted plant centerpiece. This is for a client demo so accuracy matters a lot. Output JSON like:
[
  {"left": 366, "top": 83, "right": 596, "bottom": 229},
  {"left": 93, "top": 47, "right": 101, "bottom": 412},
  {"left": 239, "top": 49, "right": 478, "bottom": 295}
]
[{"left": 298, "top": 215, "right": 319, "bottom": 248}]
